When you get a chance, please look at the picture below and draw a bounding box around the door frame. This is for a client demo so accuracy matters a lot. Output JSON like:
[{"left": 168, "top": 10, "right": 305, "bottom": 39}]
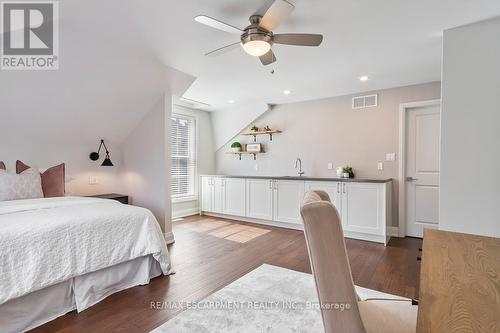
[{"left": 398, "top": 99, "right": 441, "bottom": 237}]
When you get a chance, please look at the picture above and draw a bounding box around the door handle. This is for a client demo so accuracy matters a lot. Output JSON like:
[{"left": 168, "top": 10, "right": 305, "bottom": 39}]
[{"left": 406, "top": 177, "right": 418, "bottom": 182}]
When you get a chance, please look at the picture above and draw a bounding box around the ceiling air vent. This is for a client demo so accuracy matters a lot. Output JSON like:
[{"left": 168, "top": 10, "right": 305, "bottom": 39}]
[{"left": 352, "top": 94, "right": 378, "bottom": 109}]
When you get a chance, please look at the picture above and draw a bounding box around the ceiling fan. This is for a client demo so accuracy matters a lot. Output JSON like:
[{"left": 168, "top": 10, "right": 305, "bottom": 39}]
[{"left": 194, "top": 0, "right": 323, "bottom": 66}]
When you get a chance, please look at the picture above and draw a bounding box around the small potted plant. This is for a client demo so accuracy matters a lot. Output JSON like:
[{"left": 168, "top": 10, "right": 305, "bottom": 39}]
[
  {"left": 342, "top": 166, "right": 353, "bottom": 178},
  {"left": 250, "top": 125, "right": 259, "bottom": 132},
  {"left": 231, "top": 142, "right": 242, "bottom": 152}
]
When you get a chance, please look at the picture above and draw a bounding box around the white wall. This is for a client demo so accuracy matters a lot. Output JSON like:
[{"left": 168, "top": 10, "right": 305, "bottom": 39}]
[
  {"left": 0, "top": 0, "right": 196, "bottom": 243},
  {"left": 0, "top": 139, "right": 124, "bottom": 196},
  {"left": 211, "top": 102, "right": 270, "bottom": 150},
  {"left": 171, "top": 105, "right": 215, "bottom": 218},
  {"left": 440, "top": 17, "right": 500, "bottom": 237},
  {"left": 215, "top": 82, "right": 441, "bottom": 227},
  {"left": 121, "top": 96, "right": 172, "bottom": 238}
]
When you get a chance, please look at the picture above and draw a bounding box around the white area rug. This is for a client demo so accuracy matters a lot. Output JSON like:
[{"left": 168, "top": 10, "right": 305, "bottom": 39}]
[{"left": 151, "top": 264, "right": 403, "bottom": 333}]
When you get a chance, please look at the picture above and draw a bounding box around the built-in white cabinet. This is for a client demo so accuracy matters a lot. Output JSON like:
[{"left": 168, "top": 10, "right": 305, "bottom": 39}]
[
  {"left": 200, "top": 176, "right": 213, "bottom": 212},
  {"left": 273, "top": 180, "right": 305, "bottom": 224},
  {"left": 246, "top": 179, "right": 274, "bottom": 220},
  {"left": 200, "top": 176, "right": 223, "bottom": 213},
  {"left": 222, "top": 178, "right": 246, "bottom": 216},
  {"left": 213, "top": 177, "right": 223, "bottom": 213},
  {"left": 200, "top": 175, "right": 392, "bottom": 244},
  {"left": 305, "top": 181, "right": 342, "bottom": 216},
  {"left": 341, "top": 182, "right": 385, "bottom": 238}
]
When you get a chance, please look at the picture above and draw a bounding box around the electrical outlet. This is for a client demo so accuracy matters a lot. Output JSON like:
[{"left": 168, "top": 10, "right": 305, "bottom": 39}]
[
  {"left": 377, "top": 162, "right": 384, "bottom": 171},
  {"left": 386, "top": 153, "right": 396, "bottom": 161},
  {"left": 88, "top": 176, "right": 98, "bottom": 185},
  {"left": 327, "top": 162, "right": 333, "bottom": 170}
]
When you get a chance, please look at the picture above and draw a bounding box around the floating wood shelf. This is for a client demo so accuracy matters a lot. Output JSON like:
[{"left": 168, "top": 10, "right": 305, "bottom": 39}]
[
  {"left": 242, "top": 130, "right": 282, "bottom": 142},
  {"left": 225, "top": 151, "right": 264, "bottom": 160}
]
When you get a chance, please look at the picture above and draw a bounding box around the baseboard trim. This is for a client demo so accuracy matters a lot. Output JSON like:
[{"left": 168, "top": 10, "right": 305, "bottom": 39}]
[
  {"left": 164, "top": 231, "right": 175, "bottom": 245},
  {"left": 203, "top": 212, "right": 388, "bottom": 244},
  {"left": 172, "top": 207, "right": 199, "bottom": 219},
  {"left": 203, "top": 212, "right": 304, "bottom": 231},
  {"left": 387, "top": 226, "right": 400, "bottom": 237}
]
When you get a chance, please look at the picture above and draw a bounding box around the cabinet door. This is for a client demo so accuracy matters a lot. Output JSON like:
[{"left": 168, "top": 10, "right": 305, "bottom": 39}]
[
  {"left": 200, "top": 177, "right": 213, "bottom": 212},
  {"left": 341, "top": 183, "right": 384, "bottom": 235},
  {"left": 304, "top": 181, "right": 342, "bottom": 216},
  {"left": 222, "top": 178, "right": 246, "bottom": 216},
  {"left": 246, "top": 179, "right": 274, "bottom": 220},
  {"left": 212, "top": 177, "right": 223, "bottom": 213},
  {"left": 273, "top": 180, "right": 305, "bottom": 224}
]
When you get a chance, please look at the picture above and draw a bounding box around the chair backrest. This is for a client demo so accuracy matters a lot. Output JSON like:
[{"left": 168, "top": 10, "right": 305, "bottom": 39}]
[{"left": 300, "top": 191, "right": 366, "bottom": 333}]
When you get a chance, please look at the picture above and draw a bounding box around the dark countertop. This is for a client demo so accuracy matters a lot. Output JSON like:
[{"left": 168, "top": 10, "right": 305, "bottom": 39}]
[{"left": 201, "top": 175, "right": 392, "bottom": 183}]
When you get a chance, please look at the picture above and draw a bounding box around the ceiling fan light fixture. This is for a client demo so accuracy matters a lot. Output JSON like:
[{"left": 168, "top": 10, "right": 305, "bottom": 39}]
[{"left": 241, "top": 40, "right": 271, "bottom": 57}]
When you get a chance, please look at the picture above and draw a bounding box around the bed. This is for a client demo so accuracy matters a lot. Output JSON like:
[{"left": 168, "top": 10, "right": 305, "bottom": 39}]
[{"left": 0, "top": 196, "right": 173, "bottom": 333}]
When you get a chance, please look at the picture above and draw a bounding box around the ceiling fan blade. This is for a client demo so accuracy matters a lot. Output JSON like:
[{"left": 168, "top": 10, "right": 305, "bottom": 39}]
[
  {"left": 273, "top": 33, "right": 323, "bottom": 46},
  {"left": 259, "top": 49, "right": 276, "bottom": 66},
  {"left": 259, "top": 0, "right": 295, "bottom": 31},
  {"left": 205, "top": 42, "right": 241, "bottom": 57},
  {"left": 194, "top": 15, "right": 242, "bottom": 34}
]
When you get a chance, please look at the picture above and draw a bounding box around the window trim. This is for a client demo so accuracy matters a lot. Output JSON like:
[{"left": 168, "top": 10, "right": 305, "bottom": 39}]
[{"left": 171, "top": 112, "right": 198, "bottom": 200}]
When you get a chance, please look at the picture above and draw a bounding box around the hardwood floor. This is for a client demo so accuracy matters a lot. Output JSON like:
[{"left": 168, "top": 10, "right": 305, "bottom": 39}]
[{"left": 31, "top": 215, "right": 422, "bottom": 333}]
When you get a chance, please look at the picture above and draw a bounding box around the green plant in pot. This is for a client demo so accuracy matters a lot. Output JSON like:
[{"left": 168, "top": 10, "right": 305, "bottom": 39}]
[
  {"left": 231, "top": 142, "right": 242, "bottom": 152},
  {"left": 250, "top": 125, "right": 259, "bottom": 132},
  {"left": 342, "top": 166, "right": 354, "bottom": 178}
]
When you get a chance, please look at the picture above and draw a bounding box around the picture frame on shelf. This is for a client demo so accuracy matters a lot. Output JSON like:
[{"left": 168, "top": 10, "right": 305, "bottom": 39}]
[{"left": 246, "top": 143, "right": 261, "bottom": 153}]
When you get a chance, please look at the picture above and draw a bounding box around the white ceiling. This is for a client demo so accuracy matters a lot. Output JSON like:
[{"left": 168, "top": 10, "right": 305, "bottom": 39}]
[
  {"left": 148, "top": 0, "right": 500, "bottom": 111},
  {"left": 1, "top": 0, "right": 500, "bottom": 142}
]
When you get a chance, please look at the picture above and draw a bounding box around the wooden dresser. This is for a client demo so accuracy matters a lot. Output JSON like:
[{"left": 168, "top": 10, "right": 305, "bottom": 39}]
[{"left": 417, "top": 229, "right": 500, "bottom": 332}]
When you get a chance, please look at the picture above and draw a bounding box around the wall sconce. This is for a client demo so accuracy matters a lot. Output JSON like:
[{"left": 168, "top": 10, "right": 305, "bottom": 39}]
[{"left": 89, "top": 139, "right": 114, "bottom": 166}]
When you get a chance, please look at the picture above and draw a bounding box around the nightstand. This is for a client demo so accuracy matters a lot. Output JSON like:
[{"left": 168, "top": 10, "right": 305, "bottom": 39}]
[{"left": 88, "top": 193, "right": 129, "bottom": 204}]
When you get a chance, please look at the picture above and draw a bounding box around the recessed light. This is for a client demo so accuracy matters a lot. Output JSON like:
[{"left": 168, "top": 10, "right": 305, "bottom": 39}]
[
  {"left": 359, "top": 76, "right": 369, "bottom": 82},
  {"left": 283, "top": 90, "right": 291, "bottom": 95},
  {"left": 227, "top": 100, "right": 235, "bottom": 104}
]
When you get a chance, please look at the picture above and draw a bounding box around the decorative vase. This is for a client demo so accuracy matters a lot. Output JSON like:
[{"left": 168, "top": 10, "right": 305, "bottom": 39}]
[
  {"left": 231, "top": 147, "right": 241, "bottom": 152},
  {"left": 343, "top": 172, "right": 350, "bottom": 178}
]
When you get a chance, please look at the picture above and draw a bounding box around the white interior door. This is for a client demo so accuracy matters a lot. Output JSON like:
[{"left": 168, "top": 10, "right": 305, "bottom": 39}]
[{"left": 405, "top": 104, "right": 440, "bottom": 237}]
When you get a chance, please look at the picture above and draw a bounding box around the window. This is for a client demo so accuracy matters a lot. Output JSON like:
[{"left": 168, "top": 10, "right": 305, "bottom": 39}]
[{"left": 171, "top": 114, "right": 196, "bottom": 199}]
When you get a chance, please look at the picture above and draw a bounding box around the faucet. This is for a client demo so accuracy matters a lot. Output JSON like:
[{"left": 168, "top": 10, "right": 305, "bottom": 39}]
[{"left": 295, "top": 157, "right": 305, "bottom": 176}]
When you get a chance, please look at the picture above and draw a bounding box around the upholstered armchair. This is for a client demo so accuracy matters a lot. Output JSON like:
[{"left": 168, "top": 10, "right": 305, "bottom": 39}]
[{"left": 300, "top": 191, "right": 417, "bottom": 333}]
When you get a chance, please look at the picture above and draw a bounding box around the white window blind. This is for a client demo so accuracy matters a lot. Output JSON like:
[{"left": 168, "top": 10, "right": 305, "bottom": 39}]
[{"left": 171, "top": 114, "right": 196, "bottom": 199}]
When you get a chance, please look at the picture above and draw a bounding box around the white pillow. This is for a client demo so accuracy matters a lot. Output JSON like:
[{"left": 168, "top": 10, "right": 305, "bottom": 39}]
[{"left": 0, "top": 168, "right": 44, "bottom": 201}]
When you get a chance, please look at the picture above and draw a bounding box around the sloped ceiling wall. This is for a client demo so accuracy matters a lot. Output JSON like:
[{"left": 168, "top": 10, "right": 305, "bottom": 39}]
[
  {"left": 0, "top": 0, "right": 194, "bottom": 197},
  {"left": 211, "top": 102, "right": 271, "bottom": 151}
]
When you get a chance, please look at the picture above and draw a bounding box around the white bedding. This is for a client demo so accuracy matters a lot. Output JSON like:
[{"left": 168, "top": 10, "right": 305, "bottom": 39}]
[{"left": 0, "top": 196, "right": 172, "bottom": 305}]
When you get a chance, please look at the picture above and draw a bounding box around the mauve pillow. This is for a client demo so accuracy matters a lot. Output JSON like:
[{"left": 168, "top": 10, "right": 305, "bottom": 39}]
[
  {"left": 16, "top": 160, "right": 65, "bottom": 197},
  {"left": 0, "top": 161, "right": 5, "bottom": 170}
]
